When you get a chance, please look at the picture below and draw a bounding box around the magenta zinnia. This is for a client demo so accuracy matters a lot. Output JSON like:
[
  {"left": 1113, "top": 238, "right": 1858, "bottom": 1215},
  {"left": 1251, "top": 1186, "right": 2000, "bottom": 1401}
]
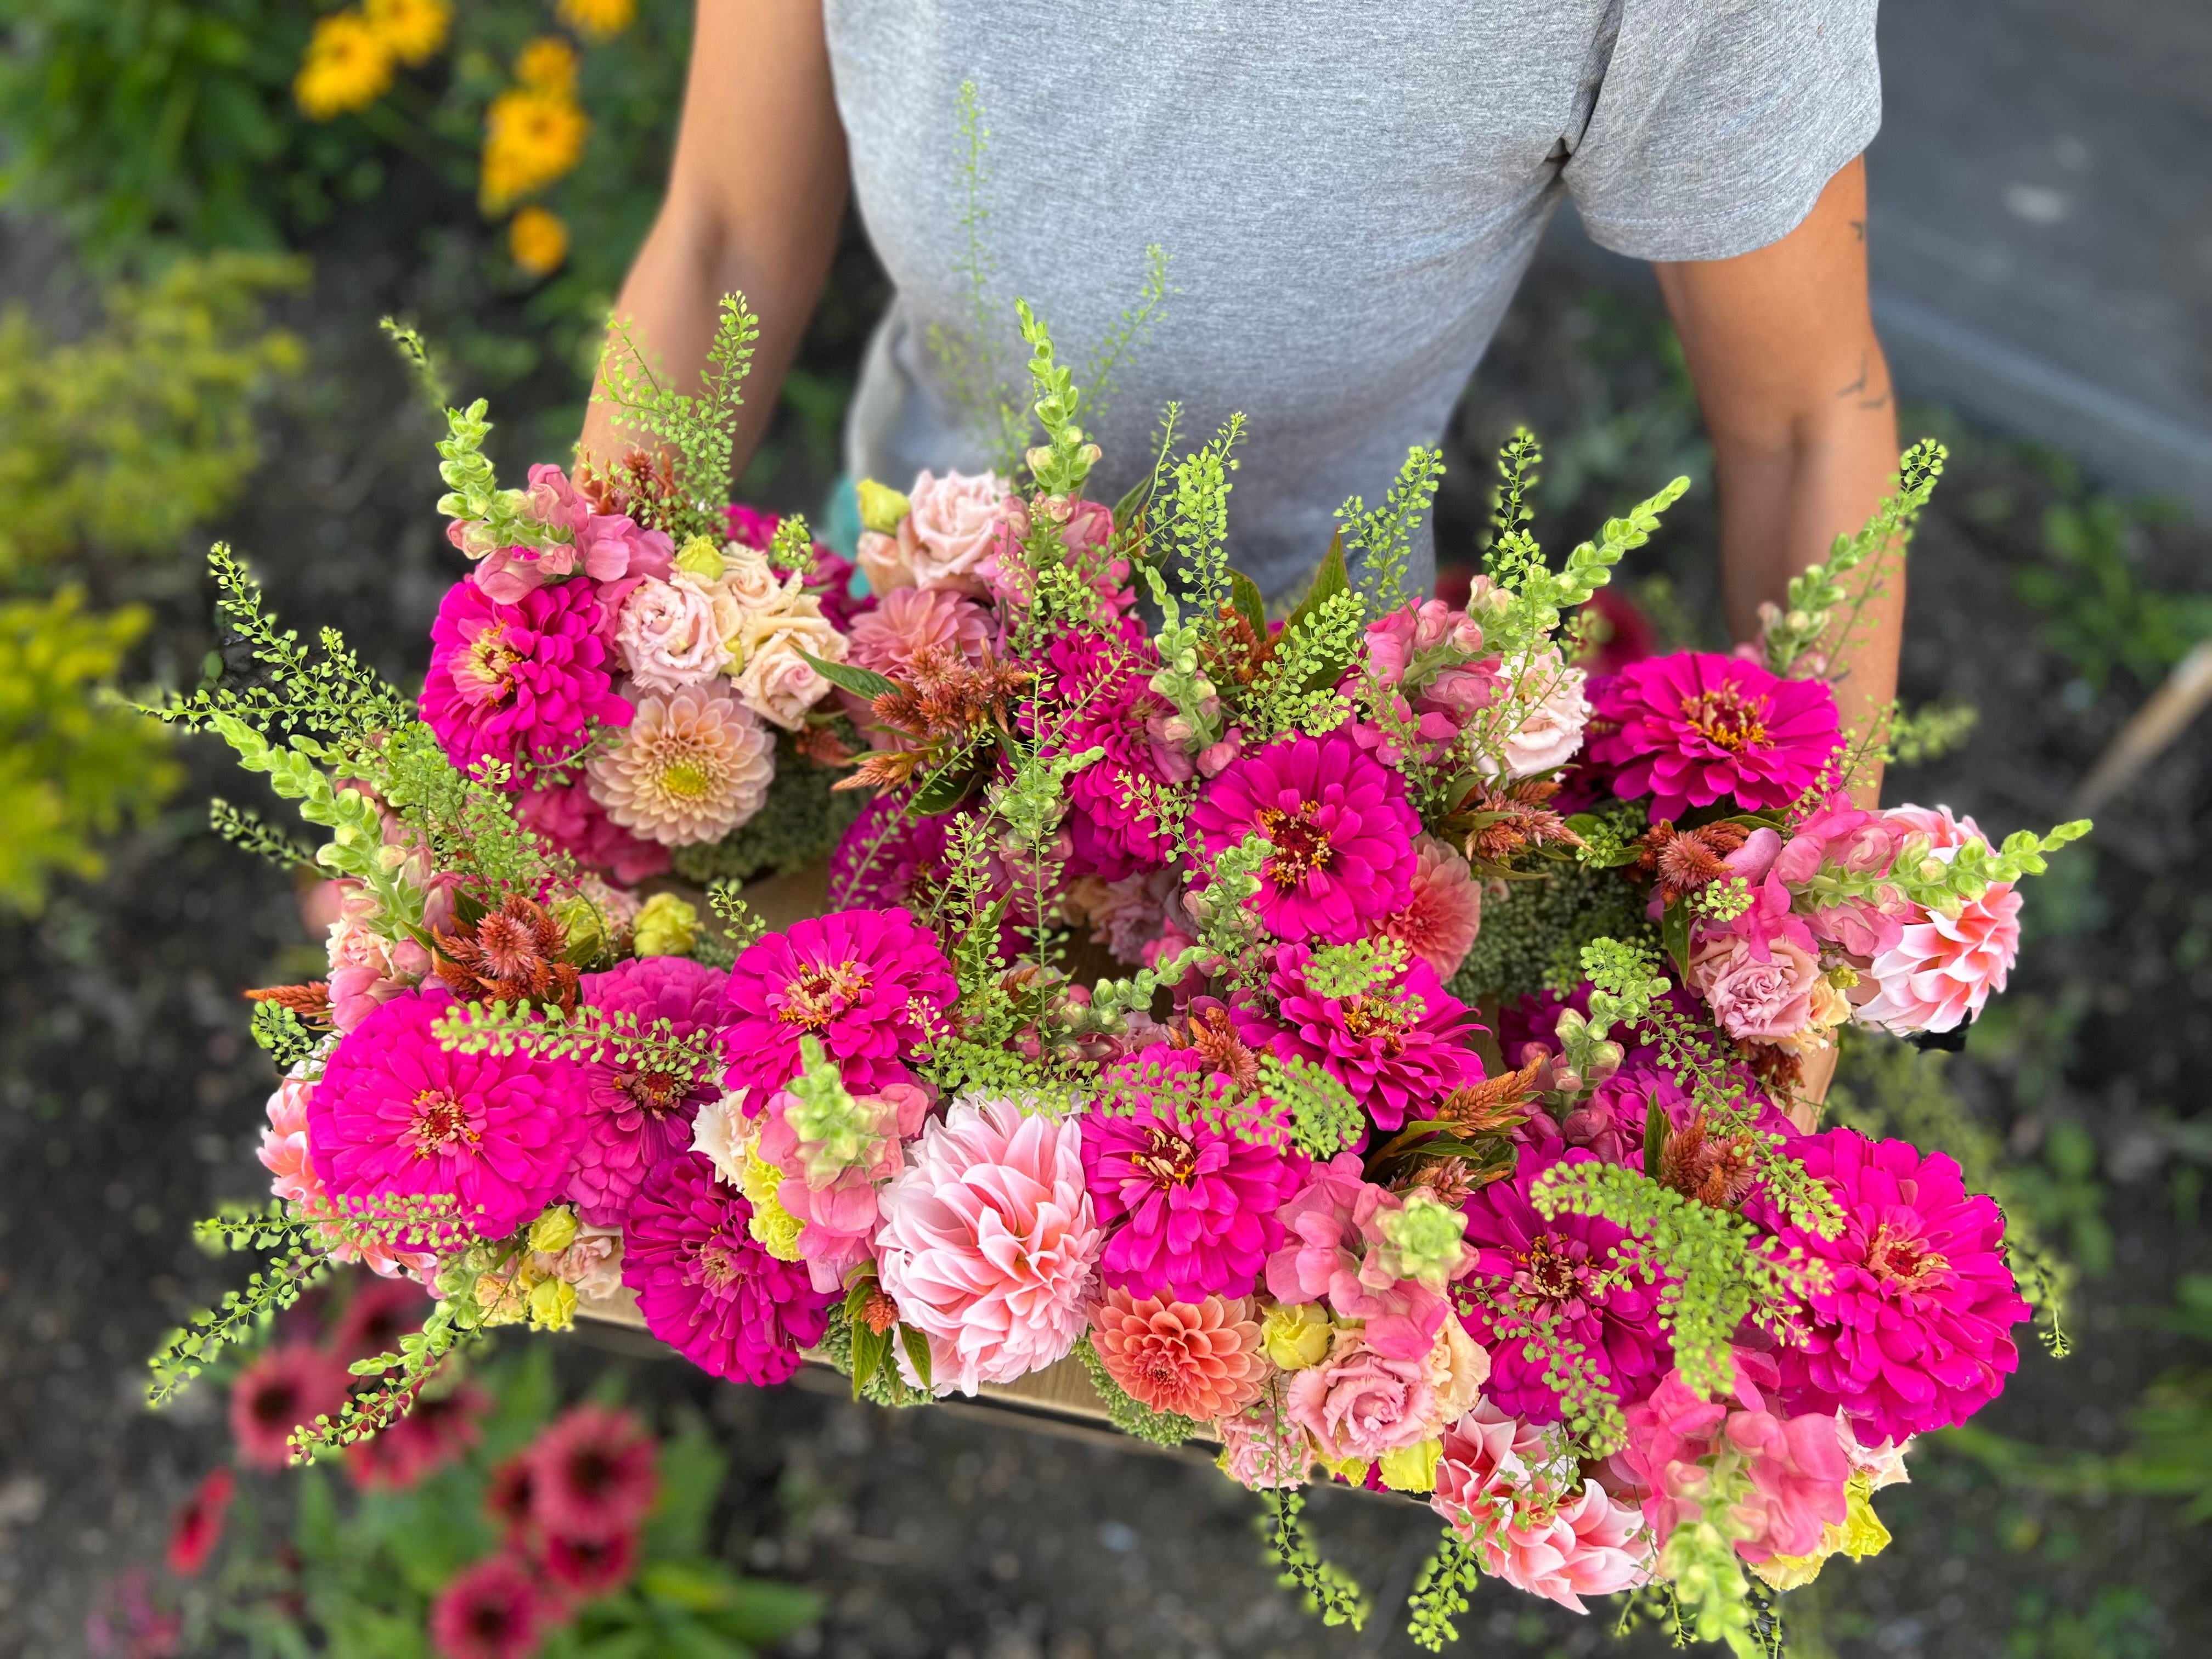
[
  {"left": 1189, "top": 731, "right": 1419, "bottom": 943},
  {"left": 1081, "top": 1047, "right": 1311, "bottom": 1301},
  {"left": 1045, "top": 624, "right": 1186, "bottom": 870},
  {"left": 310, "top": 991, "right": 584, "bottom": 1240},
  {"left": 620, "top": 1152, "right": 836, "bottom": 1385},
  {"left": 420, "top": 576, "right": 630, "bottom": 774},
  {"left": 723, "top": 907, "right": 956, "bottom": 1094},
  {"left": 1585, "top": 651, "right": 1840, "bottom": 820},
  {"left": 1751, "top": 1128, "right": 2028, "bottom": 1442},
  {"left": 567, "top": 956, "right": 729, "bottom": 1226}
]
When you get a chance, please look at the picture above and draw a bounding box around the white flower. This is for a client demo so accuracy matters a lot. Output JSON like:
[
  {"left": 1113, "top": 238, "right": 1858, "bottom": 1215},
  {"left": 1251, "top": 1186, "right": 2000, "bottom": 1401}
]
[
  {"left": 1486, "top": 650, "right": 1591, "bottom": 779},
  {"left": 730, "top": 599, "right": 847, "bottom": 729}
]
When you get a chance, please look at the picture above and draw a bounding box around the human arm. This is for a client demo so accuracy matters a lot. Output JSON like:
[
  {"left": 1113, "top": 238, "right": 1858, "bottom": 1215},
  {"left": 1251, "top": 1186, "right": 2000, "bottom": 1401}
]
[
  {"left": 577, "top": 0, "right": 849, "bottom": 472},
  {"left": 1653, "top": 155, "right": 1900, "bottom": 809}
]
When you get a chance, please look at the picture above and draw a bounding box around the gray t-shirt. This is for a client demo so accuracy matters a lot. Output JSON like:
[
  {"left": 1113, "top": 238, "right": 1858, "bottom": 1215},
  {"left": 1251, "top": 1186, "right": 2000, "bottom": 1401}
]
[{"left": 824, "top": 1, "right": 1880, "bottom": 601}]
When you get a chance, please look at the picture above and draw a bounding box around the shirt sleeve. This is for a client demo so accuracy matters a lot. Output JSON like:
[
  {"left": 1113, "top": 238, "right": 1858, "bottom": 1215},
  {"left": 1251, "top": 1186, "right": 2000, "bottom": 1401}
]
[{"left": 1564, "top": 0, "right": 1881, "bottom": 263}]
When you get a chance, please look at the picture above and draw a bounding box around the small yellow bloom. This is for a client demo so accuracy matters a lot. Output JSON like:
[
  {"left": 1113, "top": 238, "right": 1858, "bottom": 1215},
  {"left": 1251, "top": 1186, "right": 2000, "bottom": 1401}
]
[
  {"left": 528, "top": 1276, "right": 579, "bottom": 1332},
  {"left": 1378, "top": 1437, "right": 1443, "bottom": 1493},
  {"left": 855, "top": 478, "right": 912, "bottom": 535},
  {"left": 558, "top": 0, "right": 637, "bottom": 41},
  {"left": 294, "top": 13, "right": 395, "bottom": 121},
  {"left": 363, "top": 0, "right": 449, "bottom": 65},
  {"left": 527, "top": 1204, "right": 579, "bottom": 1255},
  {"left": 515, "top": 35, "right": 580, "bottom": 96},
  {"left": 509, "top": 206, "right": 571, "bottom": 278},
  {"left": 473, "top": 1263, "right": 537, "bottom": 1327},
  {"left": 675, "top": 535, "right": 727, "bottom": 582},
  {"left": 480, "top": 88, "right": 589, "bottom": 213},
  {"left": 747, "top": 1185, "right": 806, "bottom": 1261},
  {"left": 1260, "top": 1302, "right": 1334, "bottom": 1371},
  {"left": 1748, "top": 1474, "right": 1894, "bottom": 1590},
  {"left": 631, "top": 891, "right": 699, "bottom": 957}
]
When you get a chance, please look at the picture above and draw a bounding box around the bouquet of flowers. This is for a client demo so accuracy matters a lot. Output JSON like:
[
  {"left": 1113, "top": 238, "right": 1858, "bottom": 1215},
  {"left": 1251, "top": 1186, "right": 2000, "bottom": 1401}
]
[{"left": 154, "top": 296, "right": 2087, "bottom": 1656}]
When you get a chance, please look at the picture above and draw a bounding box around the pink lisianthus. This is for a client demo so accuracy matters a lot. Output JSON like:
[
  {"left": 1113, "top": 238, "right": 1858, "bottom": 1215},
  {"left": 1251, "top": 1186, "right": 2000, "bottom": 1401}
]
[
  {"left": 613, "top": 576, "right": 727, "bottom": 691},
  {"left": 1748, "top": 1128, "right": 2028, "bottom": 1443},
  {"left": 1285, "top": 1326, "right": 1442, "bottom": 1462},
  {"left": 1092, "top": 1290, "right": 1267, "bottom": 1420},
  {"left": 1264, "top": 1153, "right": 1467, "bottom": 1360},
  {"left": 1082, "top": 1048, "right": 1311, "bottom": 1301},
  {"left": 1070, "top": 867, "right": 1180, "bottom": 967},
  {"left": 847, "top": 586, "right": 991, "bottom": 678},
  {"left": 723, "top": 907, "right": 957, "bottom": 1094},
  {"left": 1607, "top": 1350, "right": 1850, "bottom": 1565},
  {"left": 758, "top": 1077, "right": 932, "bottom": 1293},
  {"left": 900, "top": 469, "right": 1017, "bottom": 591},
  {"left": 1242, "top": 941, "right": 1483, "bottom": 1132},
  {"left": 1431, "top": 1399, "right": 1650, "bottom": 1612},
  {"left": 1487, "top": 650, "right": 1593, "bottom": 779},
  {"left": 873, "top": 1094, "right": 1103, "bottom": 1394},
  {"left": 1688, "top": 931, "right": 1827, "bottom": 1046},
  {"left": 513, "top": 776, "right": 672, "bottom": 885},
  {"left": 1586, "top": 651, "right": 1841, "bottom": 820},
  {"left": 1377, "top": 834, "right": 1482, "bottom": 979},
  {"left": 1855, "top": 805, "right": 2022, "bottom": 1034},
  {"left": 1457, "top": 1147, "right": 1672, "bottom": 1422},
  {"left": 1189, "top": 731, "right": 1420, "bottom": 945},
  {"left": 421, "top": 578, "right": 631, "bottom": 775}
]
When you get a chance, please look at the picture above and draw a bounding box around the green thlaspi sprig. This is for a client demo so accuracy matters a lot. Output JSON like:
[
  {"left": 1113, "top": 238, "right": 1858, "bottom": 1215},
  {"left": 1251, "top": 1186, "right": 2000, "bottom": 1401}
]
[
  {"left": 432, "top": 1001, "right": 724, "bottom": 1103},
  {"left": 595, "top": 295, "right": 761, "bottom": 541},
  {"left": 1257, "top": 1489, "right": 1369, "bottom": 1631},
  {"left": 1796, "top": 817, "right": 2091, "bottom": 922},
  {"left": 1762, "top": 439, "right": 1945, "bottom": 678},
  {"left": 1299, "top": 936, "right": 1409, "bottom": 1000},
  {"left": 1141, "top": 563, "right": 1227, "bottom": 751},
  {"left": 148, "top": 1204, "right": 334, "bottom": 1408},
  {"left": 1405, "top": 1532, "right": 1483, "bottom": 1651},
  {"left": 767, "top": 512, "right": 816, "bottom": 574},
  {"left": 1014, "top": 298, "right": 1097, "bottom": 499},
  {"left": 783, "top": 1034, "right": 879, "bottom": 1184},
  {"left": 1337, "top": 443, "right": 1444, "bottom": 613}
]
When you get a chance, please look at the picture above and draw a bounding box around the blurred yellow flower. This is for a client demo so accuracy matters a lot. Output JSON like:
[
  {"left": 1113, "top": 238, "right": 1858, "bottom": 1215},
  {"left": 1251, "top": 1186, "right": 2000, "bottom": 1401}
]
[
  {"left": 294, "top": 12, "right": 394, "bottom": 121},
  {"left": 508, "top": 206, "right": 571, "bottom": 276},
  {"left": 363, "top": 0, "right": 449, "bottom": 65},
  {"left": 557, "top": 0, "right": 637, "bottom": 41},
  {"left": 515, "top": 35, "right": 580, "bottom": 95},
  {"left": 479, "top": 88, "right": 589, "bottom": 212}
]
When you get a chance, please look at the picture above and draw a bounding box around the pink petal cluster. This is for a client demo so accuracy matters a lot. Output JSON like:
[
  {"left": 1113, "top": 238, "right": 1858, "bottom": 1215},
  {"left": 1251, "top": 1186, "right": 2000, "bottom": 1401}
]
[
  {"left": 1082, "top": 1048, "right": 1311, "bottom": 1301},
  {"left": 1217, "top": 1395, "right": 1316, "bottom": 1490},
  {"left": 900, "top": 469, "right": 1018, "bottom": 591},
  {"left": 758, "top": 1076, "right": 933, "bottom": 1292},
  {"left": 1242, "top": 941, "right": 1483, "bottom": 1132},
  {"left": 1751, "top": 1128, "right": 2028, "bottom": 1442},
  {"left": 613, "top": 575, "right": 727, "bottom": 691},
  {"left": 620, "top": 1152, "right": 836, "bottom": 1385},
  {"left": 1432, "top": 1399, "right": 1650, "bottom": 1612},
  {"left": 420, "top": 577, "right": 632, "bottom": 775},
  {"left": 723, "top": 907, "right": 956, "bottom": 1094},
  {"left": 1586, "top": 651, "right": 1840, "bottom": 820},
  {"left": 458, "top": 463, "right": 672, "bottom": 606},
  {"left": 873, "top": 1096, "right": 1103, "bottom": 1395},
  {"left": 325, "top": 881, "right": 436, "bottom": 1034},
  {"left": 566, "top": 957, "right": 730, "bottom": 1226},
  {"left": 1688, "top": 931, "right": 1827, "bottom": 1045},
  {"left": 1609, "top": 1350, "right": 1850, "bottom": 1565},
  {"left": 1771, "top": 800, "right": 1910, "bottom": 958},
  {"left": 1284, "top": 1326, "right": 1442, "bottom": 1461},
  {"left": 1190, "top": 731, "right": 1420, "bottom": 944},
  {"left": 1376, "top": 834, "right": 1482, "bottom": 979},
  {"left": 847, "top": 585, "right": 992, "bottom": 678},
  {"left": 310, "top": 992, "right": 585, "bottom": 1241},
  {"left": 1265, "top": 1153, "right": 1465, "bottom": 1359},
  {"left": 1091, "top": 1290, "right": 1267, "bottom": 1420},
  {"left": 1856, "top": 805, "right": 2022, "bottom": 1034}
]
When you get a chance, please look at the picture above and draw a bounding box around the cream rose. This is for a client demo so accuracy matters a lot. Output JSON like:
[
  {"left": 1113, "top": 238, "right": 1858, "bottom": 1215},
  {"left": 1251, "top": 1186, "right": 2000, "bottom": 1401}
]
[
  {"left": 731, "top": 600, "right": 847, "bottom": 729},
  {"left": 857, "top": 527, "right": 915, "bottom": 594},
  {"left": 901, "top": 468, "right": 1014, "bottom": 591}
]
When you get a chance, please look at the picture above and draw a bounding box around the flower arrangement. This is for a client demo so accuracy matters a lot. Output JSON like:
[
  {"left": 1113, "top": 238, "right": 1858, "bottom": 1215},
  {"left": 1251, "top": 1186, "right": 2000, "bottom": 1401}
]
[{"left": 150, "top": 295, "right": 2090, "bottom": 1656}]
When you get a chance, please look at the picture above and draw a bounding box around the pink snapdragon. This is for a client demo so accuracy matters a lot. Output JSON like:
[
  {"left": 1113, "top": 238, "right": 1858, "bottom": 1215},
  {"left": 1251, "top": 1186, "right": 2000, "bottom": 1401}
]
[
  {"left": 1855, "top": 805, "right": 2022, "bottom": 1034},
  {"left": 757, "top": 1076, "right": 933, "bottom": 1292},
  {"left": 1263, "top": 1153, "right": 1468, "bottom": 1359}
]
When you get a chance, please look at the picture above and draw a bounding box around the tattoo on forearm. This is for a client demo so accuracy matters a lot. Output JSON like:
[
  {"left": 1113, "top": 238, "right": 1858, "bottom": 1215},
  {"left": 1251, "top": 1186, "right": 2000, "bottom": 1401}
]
[
  {"left": 1849, "top": 218, "right": 1866, "bottom": 242},
  {"left": 1834, "top": 351, "right": 1891, "bottom": 410}
]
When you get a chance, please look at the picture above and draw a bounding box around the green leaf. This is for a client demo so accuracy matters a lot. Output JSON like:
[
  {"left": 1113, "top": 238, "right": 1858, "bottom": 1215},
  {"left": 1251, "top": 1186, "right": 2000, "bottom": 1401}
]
[
  {"left": 1645, "top": 1096, "right": 1669, "bottom": 1184},
  {"left": 645, "top": 1417, "right": 726, "bottom": 1559},
  {"left": 293, "top": 1465, "right": 340, "bottom": 1563},
  {"left": 704, "top": 1580, "right": 831, "bottom": 1645},
  {"left": 1660, "top": 899, "right": 1692, "bottom": 981},
  {"left": 573, "top": 1632, "right": 656, "bottom": 1659},
  {"left": 639, "top": 1559, "right": 754, "bottom": 1615},
  {"left": 795, "top": 648, "right": 897, "bottom": 701},
  {"left": 900, "top": 1324, "right": 934, "bottom": 1393},
  {"left": 1111, "top": 469, "right": 1153, "bottom": 534},
  {"left": 910, "top": 755, "right": 986, "bottom": 816},
  {"left": 850, "top": 1322, "right": 890, "bottom": 1401},
  {"left": 1278, "top": 529, "right": 1348, "bottom": 642},
  {"left": 1228, "top": 567, "right": 1268, "bottom": 640}
]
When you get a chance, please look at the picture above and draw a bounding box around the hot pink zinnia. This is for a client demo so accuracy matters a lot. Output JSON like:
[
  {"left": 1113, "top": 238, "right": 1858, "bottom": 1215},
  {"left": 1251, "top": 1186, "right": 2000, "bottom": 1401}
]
[
  {"left": 420, "top": 577, "right": 632, "bottom": 775},
  {"left": 428, "top": 1553, "right": 552, "bottom": 1659},
  {"left": 621, "top": 1152, "right": 836, "bottom": 1385},
  {"left": 1189, "top": 731, "right": 1419, "bottom": 944},
  {"left": 309, "top": 992, "right": 585, "bottom": 1242},
  {"left": 1751, "top": 1128, "right": 2028, "bottom": 1443},
  {"left": 1082, "top": 1049, "right": 1311, "bottom": 1301},
  {"left": 723, "top": 907, "right": 956, "bottom": 1094},
  {"left": 1456, "top": 1147, "right": 1672, "bottom": 1423},
  {"left": 258, "top": 1075, "right": 439, "bottom": 1280},
  {"left": 1046, "top": 624, "right": 1190, "bottom": 871},
  {"left": 1242, "top": 942, "right": 1483, "bottom": 1133},
  {"left": 566, "top": 957, "right": 729, "bottom": 1226},
  {"left": 1586, "top": 651, "right": 1840, "bottom": 821},
  {"left": 1431, "top": 1399, "right": 1650, "bottom": 1612},
  {"left": 827, "top": 794, "right": 951, "bottom": 910},
  {"left": 1855, "top": 805, "right": 2023, "bottom": 1034},
  {"left": 229, "top": 1344, "right": 351, "bottom": 1469},
  {"left": 873, "top": 1095, "right": 1103, "bottom": 1395},
  {"left": 1091, "top": 1290, "right": 1267, "bottom": 1420}
]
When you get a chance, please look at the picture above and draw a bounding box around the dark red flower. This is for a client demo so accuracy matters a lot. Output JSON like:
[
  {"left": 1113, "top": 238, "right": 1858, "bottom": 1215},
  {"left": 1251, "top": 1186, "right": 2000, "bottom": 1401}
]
[
  {"left": 329, "top": 1278, "right": 432, "bottom": 1368},
  {"left": 229, "top": 1345, "right": 351, "bottom": 1470},
  {"left": 540, "top": 1527, "right": 640, "bottom": 1599},
  {"left": 165, "top": 1469, "right": 235, "bottom": 1577},
  {"left": 428, "top": 1553, "right": 552, "bottom": 1659},
  {"left": 527, "top": 1406, "right": 658, "bottom": 1542},
  {"left": 486, "top": 1453, "right": 538, "bottom": 1538}
]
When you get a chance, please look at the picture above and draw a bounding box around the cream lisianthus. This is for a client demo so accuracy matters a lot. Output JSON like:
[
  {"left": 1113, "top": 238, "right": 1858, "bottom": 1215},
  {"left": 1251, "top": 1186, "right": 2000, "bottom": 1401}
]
[{"left": 730, "top": 599, "right": 847, "bottom": 729}]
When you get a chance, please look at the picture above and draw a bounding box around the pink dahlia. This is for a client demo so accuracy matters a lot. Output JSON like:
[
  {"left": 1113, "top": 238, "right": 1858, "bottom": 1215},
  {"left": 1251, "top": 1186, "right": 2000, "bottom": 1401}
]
[
  {"left": 874, "top": 1096, "right": 1103, "bottom": 1394},
  {"left": 527, "top": 1406, "right": 658, "bottom": 1541},
  {"left": 1751, "top": 1128, "right": 2028, "bottom": 1442},
  {"left": 1284, "top": 1327, "right": 1442, "bottom": 1461},
  {"left": 420, "top": 577, "right": 631, "bottom": 775},
  {"left": 1189, "top": 732, "right": 1419, "bottom": 944},
  {"left": 1265, "top": 1153, "right": 1466, "bottom": 1361},
  {"left": 1082, "top": 1051, "right": 1311, "bottom": 1301},
  {"left": 566, "top": 957, "right": 730, "bottom": 1225},
  {"left": 229, "top": 1344, "right": 351, "bottom": 1469},
  {"left": 309, "top": 992, "right": 585, "bottom": 1241},
  {"left": 1242, "top": 941, "right": 1483, "bottom": 1133},
  {"left": 1431, "top": 1399, "right": 1649, "bottom": 1612},
  {"left": 1091, "top": 1290, "right": 1267, "bottom": 1420},
  {"left": 620, "top": 1152, "right": 836, "bottom": 1385},
  {"left": 428, "top": 1553, "right": 551, "bottom": 1659},
  {"left": 827, "top": 794, "right": 951, "bottom": 910},
  {"left": 1585, "top": 651, "right": 1840, "bottom": 820},
  {"left": 1378, "top": 834, "right": 1482, "bottom": 979},
  {"left": 1456, "top": 1147, "right": 1672, "bottom": 1423},
  {"left": 1045, "top": 624, "right": 1191, "bottom": 870},
  {"left": 848, "top": 585, "right": 991, "bottom": 677},
  {"left": 1855, "top": 805, "right": 2022, "bottom": 1034},
  {"left": 344, "top": 1380, "right": 489, "bottom": 1492},
  {"left": 723, "top": 907, "right": 956, "bottom": 1094},
  {"left": 514, "top": 776, "right": 672, "bottom": 885}
]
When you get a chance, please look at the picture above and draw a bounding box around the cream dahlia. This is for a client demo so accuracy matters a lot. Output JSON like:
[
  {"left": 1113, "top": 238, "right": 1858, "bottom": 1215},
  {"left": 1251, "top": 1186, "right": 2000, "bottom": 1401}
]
[{"left": 586, "top": 682, "right": 773, "bottom": 846}]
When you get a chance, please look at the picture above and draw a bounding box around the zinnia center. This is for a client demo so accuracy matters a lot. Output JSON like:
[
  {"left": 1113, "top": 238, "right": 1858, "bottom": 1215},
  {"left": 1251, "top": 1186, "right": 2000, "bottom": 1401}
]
[
  {"left": 623, "top": 1068, "right": 684, "bottom": 1115},
  {"left": 778, "top": 960, "right": 873, "bottom": 1028},
  {"left": 1255, "top": 803, "right": 1334, "bottom": 890},
  {"left": 410, "top": 1087, "right": 479, "bottom": 1158},
  {"left": 691, "top": 1230, "right": 746, "bottom": 1294},
  {"left": 1339, "top": 995, "right": 1408, "bottom": 1054},
  {"left": 1678, "top": 684, "right": 1771, "bottom": 752},
  {"left": 1516, "top": 1233, "right": 1590, "bottom": 1305},
  {"left": 1864, "top": 1220, "right": 1949, "bottom": 1290},
  {"left": 461, "top": 625, "right": 522, "bottom": 705},
  {"left": 1131, "top": 1125, "right": 1200, "bottom": 1188}
]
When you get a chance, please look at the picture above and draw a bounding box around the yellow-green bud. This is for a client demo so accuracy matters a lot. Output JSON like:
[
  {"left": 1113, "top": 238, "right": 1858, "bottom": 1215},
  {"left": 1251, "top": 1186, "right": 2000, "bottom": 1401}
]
[
  {"left": 632, "top": 892, "right": 698, "bottom": 958},
  {"left": 548, "top": 893, "right": 608, "bottom": 964},
  {"left": 1316, "top": 1452, "right": 1372, "bottom": 1487},
  {"left": 855, "top": 478, "right": 912, "bottom": 535},
  {"left": 1378, "top": 1437, "right": 1443, "bottom": 1493},
  {"left": 528, "top": 1276, "right": 578, "bottom": 1332},
  {"left": 675, "top": 534, "right": 726, "bottom": 581},
  {"left": 1261, "top": 1302, "right": 1334, "bottom": 1371},
  {"left": 528, "top": 1205, "right": 579, "bottom": 1255}
]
